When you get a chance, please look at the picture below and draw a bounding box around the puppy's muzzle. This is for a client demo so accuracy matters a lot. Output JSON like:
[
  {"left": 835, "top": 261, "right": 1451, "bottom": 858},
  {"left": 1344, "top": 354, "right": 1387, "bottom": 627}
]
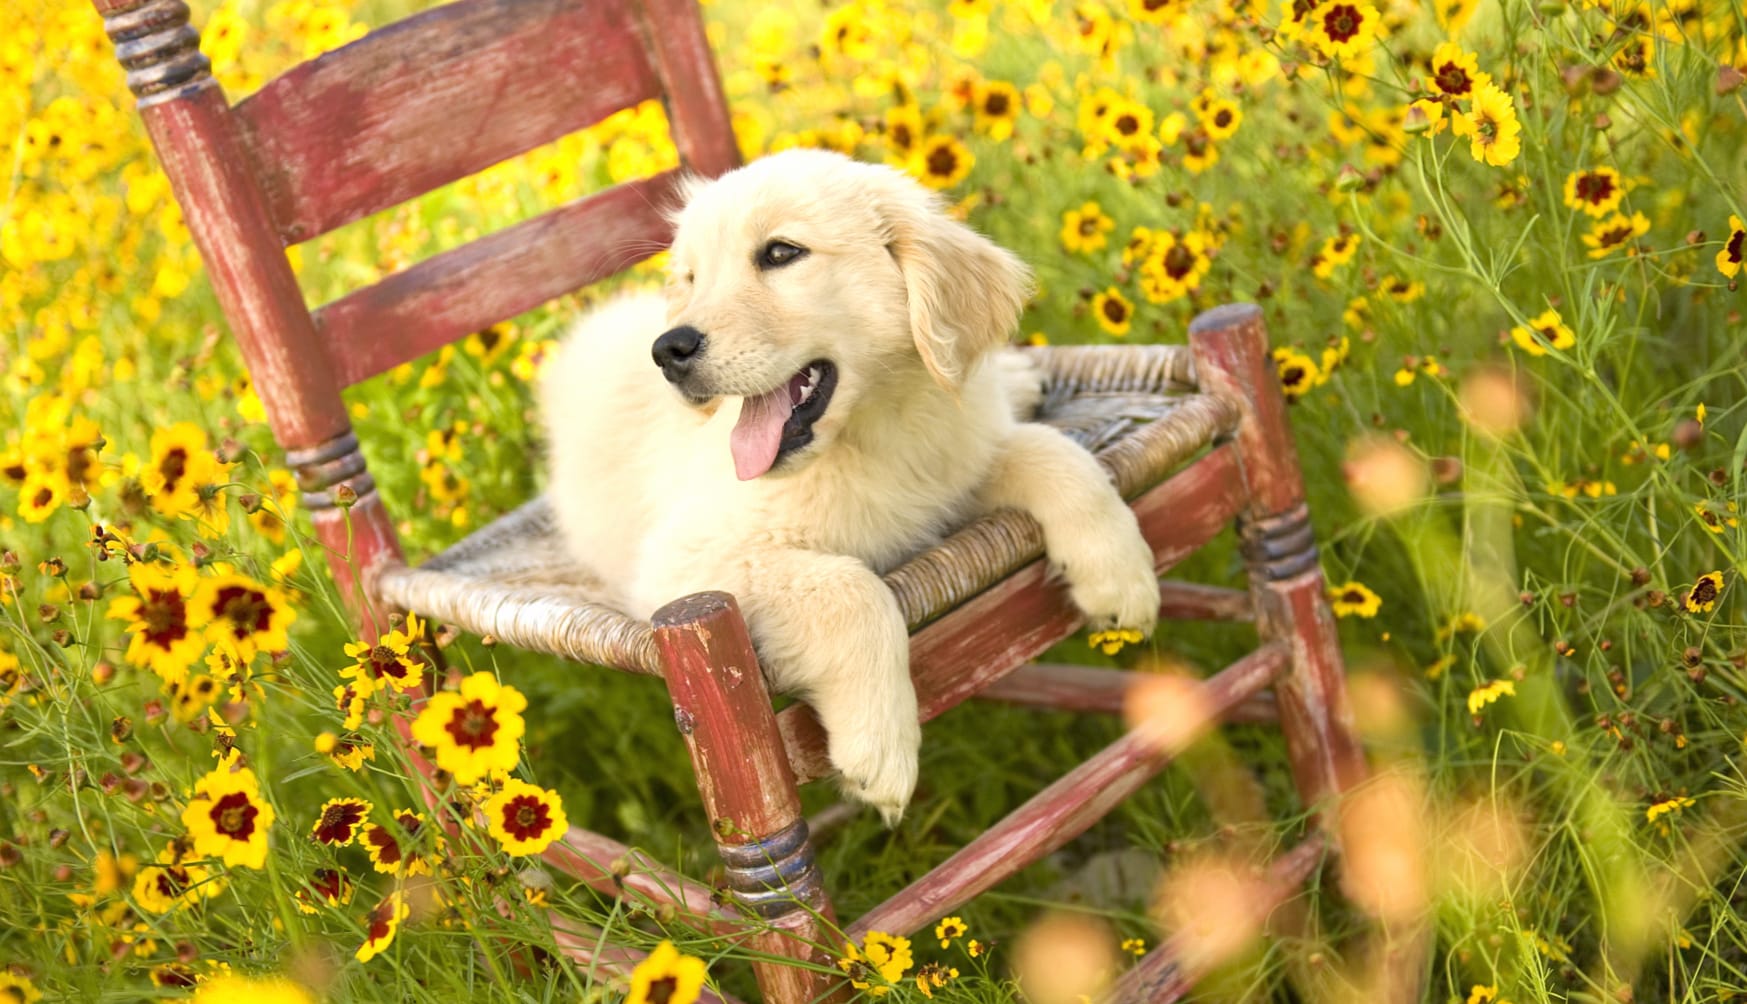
[{"left": 652, "top": 326, "right": 705, "bottom": 384}]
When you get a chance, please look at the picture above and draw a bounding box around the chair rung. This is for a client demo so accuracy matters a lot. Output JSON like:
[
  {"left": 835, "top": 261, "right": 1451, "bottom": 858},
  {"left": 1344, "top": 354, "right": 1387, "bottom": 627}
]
[
  {"left": 845, "top": 641, "right": 1289, "bottom": 940},
  {"left": 978, "top": 663, "right": 1278, "bottom": 724},
  {"left": 1156, "top": 581, "right": 1253, "bottom": 621},
  {"left": 1105, "top": 834, "right": 1327, "bottom": 1004},
  {"left": 542, "top": 825, "right": 740, "bottom": 932}
]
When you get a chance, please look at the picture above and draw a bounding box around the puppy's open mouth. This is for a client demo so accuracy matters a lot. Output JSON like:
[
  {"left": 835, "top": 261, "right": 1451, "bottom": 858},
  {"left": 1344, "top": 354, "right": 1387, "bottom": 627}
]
[{"left": 729, "top": 360, "right": 837, "bottom": 480}]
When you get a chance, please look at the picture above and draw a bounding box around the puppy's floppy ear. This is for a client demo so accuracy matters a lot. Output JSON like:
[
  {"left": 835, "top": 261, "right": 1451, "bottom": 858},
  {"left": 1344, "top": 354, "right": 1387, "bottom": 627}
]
[{"left": 884, "top": 188, "right": 1033, "bottom": 389}]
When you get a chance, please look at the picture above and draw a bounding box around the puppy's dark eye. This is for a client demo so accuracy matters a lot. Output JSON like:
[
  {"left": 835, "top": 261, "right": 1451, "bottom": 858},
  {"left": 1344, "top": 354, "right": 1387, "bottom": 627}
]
[{"left": 758, "top": 240, "right": 807, "bottom": 270}]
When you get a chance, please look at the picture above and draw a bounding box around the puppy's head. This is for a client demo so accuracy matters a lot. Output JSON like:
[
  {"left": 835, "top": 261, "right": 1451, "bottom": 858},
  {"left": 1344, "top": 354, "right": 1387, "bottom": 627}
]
[{"left": 656, "top": 149, "right": 1031, "bottom": 481}]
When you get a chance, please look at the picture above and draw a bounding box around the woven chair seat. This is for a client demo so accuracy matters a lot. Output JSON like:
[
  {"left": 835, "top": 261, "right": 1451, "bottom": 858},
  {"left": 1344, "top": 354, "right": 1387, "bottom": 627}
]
[{"left": 374, "top": 344, "right": 1238, "bottom": 675}]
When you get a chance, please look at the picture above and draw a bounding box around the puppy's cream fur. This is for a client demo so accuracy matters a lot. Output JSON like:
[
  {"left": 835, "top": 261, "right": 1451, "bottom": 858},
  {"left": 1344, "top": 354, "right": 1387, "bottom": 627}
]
[{"left": 542, "top": 150, "right": 1159, "bottom": 821}]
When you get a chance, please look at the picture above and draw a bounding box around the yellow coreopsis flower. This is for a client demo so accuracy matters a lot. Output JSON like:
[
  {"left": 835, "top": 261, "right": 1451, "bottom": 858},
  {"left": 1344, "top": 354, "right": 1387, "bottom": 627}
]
[
  {"left": 1452, "top": 82, "right": 1520, "bottom": 167},
  {"left": 913, "top": 135, "right": 974, "bottom": 189},
  {"left": 355, "top": 892, "right": 409, "bottom": 963},
  {"left": 483, "top": 778, "right": 569, "bottom": 856},
  {"left": 1327, "top": 580, "right": 1382, "bottom": 617},
  {"left": 1717, "top": 215, "right": 1743, "bottom": 279},
  {"left": 410, "top": 672, "right": 528, "bottom": 783},
  {"left": 191, "top": 974, "right": 318, "bottom": 1004},
  {"left": 1273, "top": 348, "right": 1320, "bottom": 400},
  {"left": 1466, "top": 679, "right": 1515, "bottom": 716},
  {"left": 1582, "top": 211, "right": 1650, "bottom": 258},
  {"left": 1090, "top": 287, "right": 1134, "bottom": 337},
  {"left": 0, "top": 973, "right": 43, "bottom": 1004},
  {"left": 107, "top": 562, "right": 208, "bottom": 685},
  {"left": 1061, "top": 201, "right": 1116, "bottom": 255},
  {"left": 1684, "top": 572, "right": 1724, "bottom": 614},
  {"left": 192, "top": 571, "right": 296, "bottom": 660},
  {"left": 1313, "top": 232, "right": 1361, "bottom": 278},
  {"left": 182, "top": 764, "right": 275, "bottom": 869},
  {"left": 1509, "top": 309, "right": 1576, "bottom": 356},
  {"left": 142, "top": 422, "right": 224, "bottom": 519},
  {"left": 839, "top": 931, "right": 914, "bottom": 995},
  {"left": 1307, "top": 0, "right": 1381, "bottom": 60},
  {"left": 628, "top": 941, "right": 709, "bottom": 1004},
  {"left": 1562, "top": 167, "right": 1625, "bottom": 218}
]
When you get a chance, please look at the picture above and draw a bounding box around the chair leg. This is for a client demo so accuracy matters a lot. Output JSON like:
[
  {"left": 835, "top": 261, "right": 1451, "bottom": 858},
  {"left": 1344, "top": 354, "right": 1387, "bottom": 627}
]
[
  {"left": 653, "top": 592, "right": 846, "bottom": 1004},
  {"left": 1189, "top": 305, "right": 1367, "bottom": 811}
]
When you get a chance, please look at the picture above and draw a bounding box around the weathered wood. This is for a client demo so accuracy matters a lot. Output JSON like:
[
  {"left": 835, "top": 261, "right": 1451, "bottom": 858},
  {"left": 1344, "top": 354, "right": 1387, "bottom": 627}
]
[
  {"left": 1105, "top": 835, "right": 1327, "bottom": 1004},
  {"left": 542, "top": 826, "right": 739, "bottom": 930},
  {"left": 99, "top": 9, "right": 348, "bottom": 453},
  {"left": 978, "top": 663, "right": 1279, "bottom": 723},
  {"left": 1188, "top": 305, "right": 1305, "bottom": 518},
  {"left": 1155, "top": 580, "right": 1254, "bottom": 621},
  {"left": 846, "top": 642, "right": 1288, "bottom": 939},
  {"left": 779, "top": 445, "right": 1249, "bottom": 785},
  {"left": 232, "top": 0, "right": 663, "bottom": 243},
  {"left": 636, "top": 0, "right": 741, "bottom": 178},
  {"left": 1189, "top": 305, "right": 1366, "bottom": 810},
  {"left": 652, "top": 593, "right": 845, "bottom": 1004},
  {"left": 315, "top": 171, "right": 682, "bottom": 387}
]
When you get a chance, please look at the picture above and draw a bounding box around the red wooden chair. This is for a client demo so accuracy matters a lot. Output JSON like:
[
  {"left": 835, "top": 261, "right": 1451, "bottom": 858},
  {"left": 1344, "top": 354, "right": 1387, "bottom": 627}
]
[{"left": 94, "top": 0, "right": 1368, "bottom": 999}]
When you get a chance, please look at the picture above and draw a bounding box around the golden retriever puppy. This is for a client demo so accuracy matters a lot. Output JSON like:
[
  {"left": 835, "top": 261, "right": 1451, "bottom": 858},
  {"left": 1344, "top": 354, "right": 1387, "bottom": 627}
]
[{"left": 542, "top": 149, "right": 1159, "bottom": 822}]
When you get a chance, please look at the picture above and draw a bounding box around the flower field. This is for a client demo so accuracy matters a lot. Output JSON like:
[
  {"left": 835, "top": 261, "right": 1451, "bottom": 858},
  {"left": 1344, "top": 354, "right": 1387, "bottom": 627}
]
[{"left": 2, "top": 0, "right": 1745, "bottom": 1000}]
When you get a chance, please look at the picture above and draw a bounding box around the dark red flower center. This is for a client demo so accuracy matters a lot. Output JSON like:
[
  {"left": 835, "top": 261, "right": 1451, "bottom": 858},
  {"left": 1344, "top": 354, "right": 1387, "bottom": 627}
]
[
  {"left": 1113, "top": 112, "right": 1140, "bottom": 136},
  {"left": 365, "top": 899, "right": 398, "bottom": 941},
  {"left": 211, "top": 791, "right": 259, "bottom": 839},
  {"left": 890, "top": 123, "right": 913, "bottom": 149},
  {"left": 1691, "top": 578, "right": 1719, "bottom": 604},
  {"left": 1101, "top": 298, "right": 1128, "bottom": 324},
  {"left": 313, "top": 868, "right": 346, "bottom": 899},
  {"left": 1726, "top": 229, "right": 1743, "bottom": 264},
  {"left": 158, "top": 447, "right": 188, "bottom": 489},
  {"left": 366, "top": 826, "right": 403, "bottom": 865},
  {"left": 1573, "top": 172, "right": 1616, "bottom": 205},
  {"left": 212, "top": 584, "right": 273, "bottom": 639},
  {"left": 1597, "top": 223, "right": 1632, "bottom": 246},
  {"left": 140, "top": 588, "right": 189, "bottom": 648},
  {"left": 1282, "top": 365, "right": 1308, "bottom": 387},
  {"left": 444, "top": 698, "right": 500, "bottom": 749},
  {"left": 647, "top": 976, "right": 680, "bottom": 1004},
  {"left": 1321, "top": 4, "right": 1363, "bottom": 43},
  {"left": 1342, "top": 589, "right": 1367, "bottom": 604},
  {"left": 369, "top": 646, "right": 410, "bottom": 680},
  {"left": 1163, "top": 244, "right": 1198, "bottom": 279},
  {"left": 1213, "top": 108, "right": 1234, "bottom": 129},
  {"left": 313, "top": 801, "right": 367, "bottom": 844},
  {"left": 30, "top": 485, "right": 54, "bottom": 509},
  {"left": 983, "top": 91, "right": 1010, "bottom": 116},
  {"left": 1433, "top": 60, "right": 1473, "bottom": 95},
  {"left": 926, "top": 144, "right": 960, "bottom": 178},
  {"left": 502, "top": 795, "right": 554, "bottom": 841}
]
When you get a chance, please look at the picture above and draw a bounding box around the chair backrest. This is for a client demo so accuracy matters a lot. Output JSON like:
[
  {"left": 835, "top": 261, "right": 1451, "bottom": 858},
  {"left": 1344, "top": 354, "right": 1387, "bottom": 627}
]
[{"left": 95, "top": 0, "right": 739, "bottom": 618}]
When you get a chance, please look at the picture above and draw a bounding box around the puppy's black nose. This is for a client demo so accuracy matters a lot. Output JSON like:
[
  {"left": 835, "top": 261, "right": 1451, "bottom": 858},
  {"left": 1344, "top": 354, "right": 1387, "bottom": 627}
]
[{"left": 652, "top": 326, "right": 705, "bottom": 381}]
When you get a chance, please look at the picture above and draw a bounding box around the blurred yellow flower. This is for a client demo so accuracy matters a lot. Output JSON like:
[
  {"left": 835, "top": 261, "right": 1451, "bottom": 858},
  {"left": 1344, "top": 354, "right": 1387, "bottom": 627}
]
[
  {"left": 1090, "top": 287, "right": 1134, "bottom": 337},
  {"left": 1684, "top": 572, "right": 1723, "bottom": 614},
  {"left": 1718, "top": 215, "right": 1744, "bottom": 278},
  {"left": 840, "top": 931, "right": 913, "bottom": 995},
  {"left": 1467, "top": 679, "right": 1515, "bottom": 716},
  {"left": 1582, "top": 211, "right": 1650, "bottom": 258},
  {"left": 1562, "top": 167, "right": 1625, "bottom": 218},
  {"left": 1061, "top": 201, "right": 1116, "bottom": 254},
  {"left": 1328, "top": 580, "right": 1382, "bottom": 617},
  {"left": 1509, "top": 309, "right": 1575, "bottom": 356}
]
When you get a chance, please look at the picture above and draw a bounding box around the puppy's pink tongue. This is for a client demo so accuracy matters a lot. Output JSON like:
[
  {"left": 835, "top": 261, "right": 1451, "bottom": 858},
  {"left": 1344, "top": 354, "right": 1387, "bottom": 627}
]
[{"left": 730, "top": 388, "right": 793, "bottom": 481}]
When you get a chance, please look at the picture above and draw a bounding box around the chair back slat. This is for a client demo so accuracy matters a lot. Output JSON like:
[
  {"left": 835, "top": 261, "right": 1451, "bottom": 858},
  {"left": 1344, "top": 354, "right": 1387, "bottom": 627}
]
[
  {"left": 233, "top": 0, "right": 665, "bottom": 244},
  {"left": 314, "top": 170, "right": 683, "bottom": 387}
]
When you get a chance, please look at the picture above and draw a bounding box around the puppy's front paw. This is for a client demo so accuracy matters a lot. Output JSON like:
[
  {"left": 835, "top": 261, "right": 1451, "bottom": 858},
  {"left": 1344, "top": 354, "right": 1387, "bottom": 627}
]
[
  {"left": 1062, "top": 521, "right": 1161, "bottom": 646},
  {"left": 827, "top": 706, "right": 921, "bottom": 827}
]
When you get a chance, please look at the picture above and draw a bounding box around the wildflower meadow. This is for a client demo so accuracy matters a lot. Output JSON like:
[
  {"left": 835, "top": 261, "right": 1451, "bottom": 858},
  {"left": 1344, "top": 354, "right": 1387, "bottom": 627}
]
[{"left": 2, "top": 0, "right": 1745, "bottom": 1000}]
